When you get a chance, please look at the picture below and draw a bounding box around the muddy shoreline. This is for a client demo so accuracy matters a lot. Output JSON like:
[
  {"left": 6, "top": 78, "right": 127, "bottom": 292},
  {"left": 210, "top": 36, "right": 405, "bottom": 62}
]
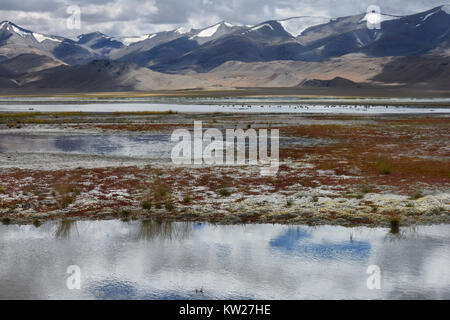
[{"left": 2, "top": 199, "right": 450, "bottom": 229}]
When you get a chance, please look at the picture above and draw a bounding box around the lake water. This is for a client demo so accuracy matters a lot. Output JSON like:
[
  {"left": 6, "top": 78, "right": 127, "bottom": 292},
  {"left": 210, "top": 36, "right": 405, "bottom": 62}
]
[
  {"left": 0, "top": 133, "right": 319, "bottom": 159},
  {"left": 0, "top": 133, "right": 173, "bottom": 159},
  {"left": 1, "top": 220, "right": 450, "bottom": 300},
  {"left": 1, "top": 102, "right": 449, "bottom": 114}
]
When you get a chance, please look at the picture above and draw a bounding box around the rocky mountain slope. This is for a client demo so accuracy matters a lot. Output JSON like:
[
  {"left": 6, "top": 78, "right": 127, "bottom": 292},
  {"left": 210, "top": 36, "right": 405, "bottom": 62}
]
[{"left": 1, "top": 5, "right": 450, "bottom": 92}]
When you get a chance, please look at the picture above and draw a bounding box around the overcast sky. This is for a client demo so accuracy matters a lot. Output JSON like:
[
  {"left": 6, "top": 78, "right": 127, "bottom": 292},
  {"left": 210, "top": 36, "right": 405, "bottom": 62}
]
[{"left": 0, "top": 0, "right": 448, "bottom": 37}]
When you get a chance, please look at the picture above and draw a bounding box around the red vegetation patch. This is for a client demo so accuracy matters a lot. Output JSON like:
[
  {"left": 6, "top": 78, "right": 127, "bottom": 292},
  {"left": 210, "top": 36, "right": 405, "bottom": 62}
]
[{"left": 279, "top": 118, "right": 450, "bottom": 193}]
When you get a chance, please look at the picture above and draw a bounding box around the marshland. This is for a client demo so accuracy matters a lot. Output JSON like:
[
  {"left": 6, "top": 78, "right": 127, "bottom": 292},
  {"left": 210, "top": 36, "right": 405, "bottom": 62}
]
[
  {"left": 0, "top": 97, "right": 448, "bottom": 227},
  {"left": 0, "top": 95, "right": 449, "bottom": 299}
]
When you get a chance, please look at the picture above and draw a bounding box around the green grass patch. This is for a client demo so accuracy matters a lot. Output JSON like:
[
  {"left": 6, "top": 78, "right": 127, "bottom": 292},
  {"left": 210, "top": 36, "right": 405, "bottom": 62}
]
[
  {"left": 389, "top": 216, "right": 400, "bottom": 234},
  {"left": 377, "top": 158, "right": 392, "bottom": 175},
  {"left": 409, "top": 191, "right": 423, "bottom": 200},
  {"left": 54, "top": 183, "right": 79, "bottom": 209},
  {"left": 218, "top": 188, "right": 232, "bottom": 197},
  {"left": 61, "top": 195, "right": 75, "bottom": 209},
  {"left": 141, "top": 199, "right": 152, "bottom": 210},
  {"left": 165, "top": 202, "right": 175, "bottom": 211},
  {"left": 33, "top": 219, "right": 42, "bottom": 228},
  {"left": 361, "top": 184, "right": 372, "bottom": 194}
]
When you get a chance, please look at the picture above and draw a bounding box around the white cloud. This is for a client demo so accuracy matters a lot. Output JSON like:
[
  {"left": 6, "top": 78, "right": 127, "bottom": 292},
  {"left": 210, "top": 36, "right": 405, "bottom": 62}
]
[{"left": 0, "top": 0, "right": 446, "bottom": 37}]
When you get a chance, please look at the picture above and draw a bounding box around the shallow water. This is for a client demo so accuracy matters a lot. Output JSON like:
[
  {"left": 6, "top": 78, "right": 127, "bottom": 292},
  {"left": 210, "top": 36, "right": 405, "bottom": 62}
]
[
  {"left": 0, "top": 133, "right": 173, "bottom": 159},
  {"left": 1, "top": 221, "right": 450, "bottom": 300},
  {"left": 0, "top": 133, "right": 318, "bottom": 159},
  {"left": 1, "top": 102, "right": 449, "bottom": 114}
]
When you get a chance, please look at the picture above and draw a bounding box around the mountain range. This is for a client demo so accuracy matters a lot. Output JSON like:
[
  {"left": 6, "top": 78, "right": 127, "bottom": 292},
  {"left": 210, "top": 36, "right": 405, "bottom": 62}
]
[{"left": 1, "top": 5, "right": 450, "bottom": 93}]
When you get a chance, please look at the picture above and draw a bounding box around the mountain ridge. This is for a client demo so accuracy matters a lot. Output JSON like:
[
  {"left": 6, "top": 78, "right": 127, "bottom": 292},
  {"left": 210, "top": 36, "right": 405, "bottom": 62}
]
[{"left": 1, "top": 5, "right": 450, "bottom": 92}]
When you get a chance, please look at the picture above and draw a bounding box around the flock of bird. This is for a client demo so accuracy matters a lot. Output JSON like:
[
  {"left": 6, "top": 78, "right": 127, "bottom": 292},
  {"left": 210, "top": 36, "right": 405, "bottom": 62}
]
[{"left": 217, "top": 104, "right": 397, "bottom": 111}]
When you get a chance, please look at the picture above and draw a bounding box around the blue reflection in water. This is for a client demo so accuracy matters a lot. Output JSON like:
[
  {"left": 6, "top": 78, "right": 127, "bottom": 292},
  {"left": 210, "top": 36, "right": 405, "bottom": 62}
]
[
  {"left": 270, "top": 228, "right": 371, "bottom": 260},
  {"left": 87, "top": 280, "right": 253, "bottom": 300},
  {"left": 6, "top": 221, "right": 450, "bottom": 299},
  {"left": 53, "top": 135, "right": 171, "bottom": 155},
  {"left": 54, "top": 136, "right": 122, "bottom": 154},
  {"left": 192, "top": 222, "right": 205, "bottom": 231},
  {"left": 269, "top": 228, "right": 310, "bottom": 250},
  {"left": 0, "top": 133, "right": 322, "bottom": 157},
  {"left": 89, "top": 280, "right": 138, "bottom": 300},
  {"left": 0, "top": 133, "right": 172, "bottom": 158}
]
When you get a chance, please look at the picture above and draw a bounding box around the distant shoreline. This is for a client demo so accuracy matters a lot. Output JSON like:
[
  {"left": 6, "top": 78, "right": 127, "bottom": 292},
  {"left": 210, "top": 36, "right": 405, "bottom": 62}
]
[
  {"left": 2, "top": 86, "right": 450, "bottom": 99},
  {"left": 2, "top": 94, "right": 450, "bottom": 109}
]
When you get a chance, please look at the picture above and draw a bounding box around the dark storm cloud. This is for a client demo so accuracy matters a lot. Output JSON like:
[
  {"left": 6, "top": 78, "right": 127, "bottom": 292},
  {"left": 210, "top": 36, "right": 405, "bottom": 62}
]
[{"left": 0, "top": 0, "right": 447, "bottom": 37}]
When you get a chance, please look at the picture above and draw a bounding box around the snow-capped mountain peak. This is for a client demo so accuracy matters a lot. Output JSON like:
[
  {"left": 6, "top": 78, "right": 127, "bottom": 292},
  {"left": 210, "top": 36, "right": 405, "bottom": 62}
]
[
  {"left": 0, "top": 21, "right": 15, "bottom": 29},
  {"left": 190, "top": 21, "right": 235, "bottom": 39},
  {"left": 175, "top": 27, "right": 191, "bottom": 34},
  {"left": 441, "top": 4, "right": 450, "bottom": 14},
  {"left": 0, "top": 21, "right": 33, "bottom": 37},
  {"left": 196, "top": 23, "right": 221, "bottom": 37},
  {"left": 250, "top": 23, "right": 274, "bottom": 32},
  {"left": 33, "top": 33, "right": 62, "bottom": 43},
  {"left": 0, "top": 21, "right": 61, "bottom": 44},
  {"left": 413, "top": 5, "right": 450, "bottom": 26},
  {"left": 359, "top": 12, "right": 403, "bottom": 24},
  {"left": 186, "top": 21, "right": 240, "bottom": 43},
  {"left": 0, "top": 21, "right": 9, "bottom": 29},
  {"left": 119, "top": 34, "right": 153, "bottom": 46},
  {"left": 278, "top": 16, "right": 331, "bottom": 37}
]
